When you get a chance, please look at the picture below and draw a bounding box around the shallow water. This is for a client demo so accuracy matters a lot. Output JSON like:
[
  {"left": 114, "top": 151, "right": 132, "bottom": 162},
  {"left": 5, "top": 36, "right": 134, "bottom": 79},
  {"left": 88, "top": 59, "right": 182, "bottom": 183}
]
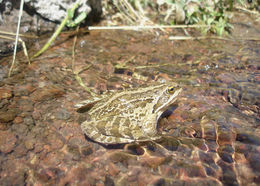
[{"left": 0, "top": 12, "right": 259, "bottom": 185}]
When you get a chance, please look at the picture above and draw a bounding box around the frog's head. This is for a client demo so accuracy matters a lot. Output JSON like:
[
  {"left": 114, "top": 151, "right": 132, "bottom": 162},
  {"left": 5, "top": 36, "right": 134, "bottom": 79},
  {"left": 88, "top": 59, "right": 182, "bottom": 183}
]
[{"left": 152, "top": 82, "right": 182, "bottom": 118}]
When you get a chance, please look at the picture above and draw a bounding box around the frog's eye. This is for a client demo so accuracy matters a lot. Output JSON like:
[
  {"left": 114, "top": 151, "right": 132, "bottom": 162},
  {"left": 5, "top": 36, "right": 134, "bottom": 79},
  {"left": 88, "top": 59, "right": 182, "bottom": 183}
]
[{"left": 167, "top": 86, "right": 175, "bottom": 94}]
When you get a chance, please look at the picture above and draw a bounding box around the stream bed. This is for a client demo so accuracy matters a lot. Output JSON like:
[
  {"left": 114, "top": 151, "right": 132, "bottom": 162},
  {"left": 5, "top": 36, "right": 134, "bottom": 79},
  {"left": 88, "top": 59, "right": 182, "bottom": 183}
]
[{"left": 0, "top": 12, "right": 259, "bottom": 185}]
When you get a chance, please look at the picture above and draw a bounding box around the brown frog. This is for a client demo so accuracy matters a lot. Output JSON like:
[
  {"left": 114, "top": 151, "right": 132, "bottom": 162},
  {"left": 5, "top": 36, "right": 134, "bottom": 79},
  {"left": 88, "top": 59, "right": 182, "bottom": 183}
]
[{"left": 75, "top": 82, "right": 182, "bottom": 144}]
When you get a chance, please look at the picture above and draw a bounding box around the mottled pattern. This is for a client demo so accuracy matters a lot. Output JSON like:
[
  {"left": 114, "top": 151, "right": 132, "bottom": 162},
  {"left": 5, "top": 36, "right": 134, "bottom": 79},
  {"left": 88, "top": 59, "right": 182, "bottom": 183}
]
[{"left": 76, "top": 83, "right": 182, "bottom": 144}]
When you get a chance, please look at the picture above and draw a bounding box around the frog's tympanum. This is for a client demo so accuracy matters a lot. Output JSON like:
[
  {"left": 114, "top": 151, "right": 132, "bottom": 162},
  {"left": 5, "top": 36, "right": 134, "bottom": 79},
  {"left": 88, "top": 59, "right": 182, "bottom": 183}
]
[{"left": 75, "top": 83, "right": 182, "bottom": 144}]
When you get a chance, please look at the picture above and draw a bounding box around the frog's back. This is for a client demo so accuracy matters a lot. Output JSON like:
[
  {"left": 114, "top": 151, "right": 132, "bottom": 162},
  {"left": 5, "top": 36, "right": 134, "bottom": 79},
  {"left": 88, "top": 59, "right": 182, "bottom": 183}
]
[{"left": 87, "top": 87, "right": 158, "bottom": 119}]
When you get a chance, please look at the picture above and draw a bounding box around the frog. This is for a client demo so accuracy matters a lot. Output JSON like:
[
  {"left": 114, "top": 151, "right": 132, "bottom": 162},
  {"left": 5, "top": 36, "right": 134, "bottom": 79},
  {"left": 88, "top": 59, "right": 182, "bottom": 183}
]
[{"left": 75, "top": 82, "right": 182, "bottom": 144}]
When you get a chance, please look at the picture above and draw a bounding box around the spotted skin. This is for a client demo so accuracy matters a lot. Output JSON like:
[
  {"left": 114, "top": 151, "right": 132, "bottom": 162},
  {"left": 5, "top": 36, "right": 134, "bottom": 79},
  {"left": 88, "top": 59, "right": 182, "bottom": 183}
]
[{"left": 76, "top": 83, "right": 182, "bottom": 144}]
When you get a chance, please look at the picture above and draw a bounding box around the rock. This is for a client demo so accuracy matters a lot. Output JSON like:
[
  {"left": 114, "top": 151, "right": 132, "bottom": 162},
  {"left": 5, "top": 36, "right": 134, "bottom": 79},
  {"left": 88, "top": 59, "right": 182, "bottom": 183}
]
[
  {"left": 4, "top": 72, "right": 25, "bottom": 85},
  {"left": 13, "top": 116, "right": 23, "bottom": 124},
  {"left": 236, "top": 133, "right": 260, "bottom": 146},
  {"left": 0, "top": 5, "right": 37, "bottom": 56},
  {"left": 24, "top": 0, "right": 91, "bottom": 23},
  {"left": 0, "top": 122, "right": 8, "bottom": 130},
  {"left": 24, "top": 116, "right": 35, "bottom": 126},
  {"left": 80, "top": 145, "right": 93, "bottom": 157},
  {"left": 17, "top": 99, "right": 34, "bottom": 112},
  {"left": 0, "top": 98, "right": 8, "bottom": 109},
  {"left": 149, "top": 178, "right": 166, "bottom": 186},
  {"left": 246, "top": 152, "right": 260, "bottom": 172},
  {"left": 67, "top": 145, "right": 81, "bottom": 161},
  {"left": 13, "top": 84, "right": 35, "bottom": 96},
  {"left": 109, "top": 151, "right": 138, "bottom": 164},
  {"left": 14, "top": 143, "right": 29, "bottom": 158},
  {"left": 108, "top": 163, "right": 120, "bottom": 176},
  {"left": 216, "top": 73, "right": 236, "bottom": 84},
  {"left": 0, "top": 130, "right": 17, "bottom": 154},
  {"left": 24, "top": 139, "right": 35, "bottom": 150},
  {"left": 218, "top": 160, "right": 239, "bottom": 185},
  {"left": 0, "top": 88, "right": 12, "bottom": 99},
  {"left": 104, "top": 175, "right": 115, "bottom": 186},
  {"left": 56, "top": 108, "right": 70, "bottom": 120},
  {"left": 47, "top": 133, "right": 65, "bottom": 150},
  {"left": 141, "top": 156, "right": 168, "bottom": 169},
  {"left": 0, "top": 65, "right": 7, "bottom": 81},
  {"left": 0, "top": 169, "right": 28, "bottom": 186},
  {"left": 30, "top": 86, "right": 65, "bottom": 102},
  {"left": 218, "top": 152, "right": 234, "bottom": 163},
  {"left": 0, "top": 109, "right": 17, "bottom": 122},
  {"left": 0, "top": 0, "right": 102, "bottom": 55},
  {"left": 11, "top": 123, "right": 29, "bottom": 136}
]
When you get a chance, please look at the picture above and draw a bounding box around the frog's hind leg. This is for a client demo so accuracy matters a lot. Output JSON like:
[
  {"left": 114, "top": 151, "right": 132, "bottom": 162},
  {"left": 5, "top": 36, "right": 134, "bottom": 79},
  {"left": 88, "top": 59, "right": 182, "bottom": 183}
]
[
  {"left": 81, "top": 121, "right": 135, "bottom": 144},
  {"left": 96, "top": 134, "right": 135, "bottom": 144}
]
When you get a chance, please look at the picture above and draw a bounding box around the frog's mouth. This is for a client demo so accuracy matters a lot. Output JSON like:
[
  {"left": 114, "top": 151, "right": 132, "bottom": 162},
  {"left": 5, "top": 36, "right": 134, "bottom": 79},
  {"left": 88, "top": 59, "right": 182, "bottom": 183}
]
[{"left": 154, "top": 87, "right": 182, "bottom": 118}]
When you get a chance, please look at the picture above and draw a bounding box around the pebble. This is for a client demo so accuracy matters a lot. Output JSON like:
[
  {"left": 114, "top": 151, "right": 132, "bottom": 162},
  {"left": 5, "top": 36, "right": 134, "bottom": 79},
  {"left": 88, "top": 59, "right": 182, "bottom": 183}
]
[
  {"left": 0, "top": 88, "right": 12, "bottom": 99},
  {"left": 11, "top": 124, "right": 29, "bottom": 136},
  {"left": 0, "top": 98, "right": 8, "bottom": 109},
  {"left": 80, "top": 145, "right": 93, "bottom": 157},
  {"left": 24, "top": 139, "right": 35, "bottom": 150},
  {"left": 108, "top": 162, "right": 120, "bottom": 176},
  {"left": 0, "top": 130, "right": 17, "bottom": 154},
  {"left": 23, "top": 116, "right": 35, "bottom": 126},
  {"left": 13, "top": 116, "right": 23, "bottom": 124},
  {"left": 30, "top": 86, "right": 65, "bottom": 102},
  {"left": 56, "top": 108, "right": 70, "bottom": 120},
  {"left": 0, "top": 110, "right": 17, "bottom": 122}
]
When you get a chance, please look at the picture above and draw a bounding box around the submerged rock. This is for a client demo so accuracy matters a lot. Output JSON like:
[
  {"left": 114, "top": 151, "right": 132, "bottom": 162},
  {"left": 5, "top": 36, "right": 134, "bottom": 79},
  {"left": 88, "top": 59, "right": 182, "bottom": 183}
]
[
  {"left": 0, "top": 130, "right": 17, "bottom": 154},
  {"left": 0, "top": 109, "right": 18, "bottom": 122},
  {"left": 0, "top": 88, "right": 12, "bottom": 100}
]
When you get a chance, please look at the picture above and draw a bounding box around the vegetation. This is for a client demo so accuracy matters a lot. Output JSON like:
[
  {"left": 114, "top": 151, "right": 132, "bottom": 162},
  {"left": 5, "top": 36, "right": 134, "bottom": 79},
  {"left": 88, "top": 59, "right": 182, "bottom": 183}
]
[
  {"left": 31, "top": 0, "right": 87, "bottom": 59},
  {"left": 163, "top": 0, "right": 249, "bottom": 35},
  {"left": 108, "top": 0, "right": 258, "bottom": 36}
]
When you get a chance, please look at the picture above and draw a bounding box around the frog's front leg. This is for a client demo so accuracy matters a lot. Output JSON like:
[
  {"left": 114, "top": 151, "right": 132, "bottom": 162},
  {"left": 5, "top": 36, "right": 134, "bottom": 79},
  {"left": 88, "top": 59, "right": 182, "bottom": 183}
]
[{"left": 141, "top": 114, "right": 160, "bottom": 139}]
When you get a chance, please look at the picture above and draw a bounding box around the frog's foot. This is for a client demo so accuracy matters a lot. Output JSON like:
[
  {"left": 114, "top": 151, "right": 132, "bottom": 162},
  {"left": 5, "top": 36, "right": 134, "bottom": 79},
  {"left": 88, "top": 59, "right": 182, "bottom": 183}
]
[{"left": 81, "top": 122, "right": 135, "bottom": 144}]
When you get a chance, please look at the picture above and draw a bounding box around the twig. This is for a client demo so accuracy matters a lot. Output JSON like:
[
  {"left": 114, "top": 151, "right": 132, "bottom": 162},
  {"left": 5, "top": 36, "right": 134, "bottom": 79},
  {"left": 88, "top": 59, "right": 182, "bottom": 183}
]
[
  {"left": 168, "top": 36, "right": 233, "bottom": 41},
  {"left": 8, "top": 0, "right": 24, "bottom": 77},
  {"left": 20, "top": 38, "right": 30, "bottom": 65},
  {"left": 87, "top": 25, "right": 209, "bottom": 31},
  {"left": 114, "top": 56, "right": 136, "bottom": 69},
  {"left": 135, "top": 63, "right": 169, "bottom": 69},
  {"left": 1, "top": 36, "right": 31, "bottom": 65},
  {"left": 71, "top": 26, "right": 79, "bottom": 72},
  {"left": 236, "top": 37, "right": 260, "bottom": 41},
  {"left": 72, "top": 25, "right": 96, "bottom": 96},
  {"left": 0, "top": 30, "right": 38, "bottom": 38},
  {"left": 0, "top": 35, "right": 16, "bottom": 40},
  {"left": 168, "top": 36, "right": 260, "bottom": 41},
  {"left": 235, "top": 6, "right": 260, "bottom": 16}
]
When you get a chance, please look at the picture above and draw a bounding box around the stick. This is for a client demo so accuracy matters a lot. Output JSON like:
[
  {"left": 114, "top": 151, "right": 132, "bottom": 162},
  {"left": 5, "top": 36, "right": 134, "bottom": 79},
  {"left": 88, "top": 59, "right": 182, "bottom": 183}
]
[
  {"left": 0, "top": 30, "right": 38, "bottom": 38},
  {"left": 87, "top": 25, "right": 209, "bottom": 30},
  {"left": 8, "top": 0, "right": 24, "bottom": 77}
]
